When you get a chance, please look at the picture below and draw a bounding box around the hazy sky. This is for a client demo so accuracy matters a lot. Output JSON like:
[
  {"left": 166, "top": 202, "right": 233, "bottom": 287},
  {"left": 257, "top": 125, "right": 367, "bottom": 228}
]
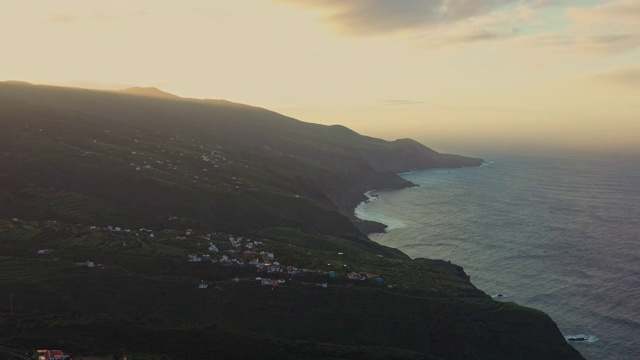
[{"left": 2, "top": 0, "right": 639, "bottom": 155}]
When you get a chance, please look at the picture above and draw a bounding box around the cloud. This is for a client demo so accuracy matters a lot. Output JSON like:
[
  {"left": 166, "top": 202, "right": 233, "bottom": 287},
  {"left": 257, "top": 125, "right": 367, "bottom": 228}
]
[
  {"left": 592, "top": 66, "right": 640, "bottom": 90},
  {"left": 276, "top": 0, "right": 640, "bottom": 53},
  {"left": 276, "top": 0, "right": 521, "bottom": 36},
  {"left": 380, "top": 99, "right": 426, "bottom": 106},
  {"left": 526, "top": 32, "right": 640, "bottom": 54},
  {"left": 436, "top": 26, "right": 519, "bottom": 45},
  {"left": 566, "top": 0, "right": 640, "bottom": 24},
  {"left": 547, "top": 0, "right": 640, "bottom": 53}
]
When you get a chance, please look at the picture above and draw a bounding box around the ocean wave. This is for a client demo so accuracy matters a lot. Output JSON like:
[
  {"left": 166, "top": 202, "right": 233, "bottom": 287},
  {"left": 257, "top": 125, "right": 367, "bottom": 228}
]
[
  {"left": 564, "top": 334, "right": 599, "bottom": 343},
  {"left": 355, "top": 206, "right": 406, "bottom": 231}
]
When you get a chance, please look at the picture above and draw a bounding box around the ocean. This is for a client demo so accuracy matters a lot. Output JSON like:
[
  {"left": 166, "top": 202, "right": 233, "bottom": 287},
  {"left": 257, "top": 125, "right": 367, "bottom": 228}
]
[{"left": 355, "top": 153, "right": 640, "bottom": 360}]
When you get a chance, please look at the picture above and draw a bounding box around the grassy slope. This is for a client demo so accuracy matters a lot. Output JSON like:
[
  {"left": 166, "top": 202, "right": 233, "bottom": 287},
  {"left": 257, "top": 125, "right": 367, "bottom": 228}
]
[{"left": 0, "top": 220, "right": 582, "bottom": 360}]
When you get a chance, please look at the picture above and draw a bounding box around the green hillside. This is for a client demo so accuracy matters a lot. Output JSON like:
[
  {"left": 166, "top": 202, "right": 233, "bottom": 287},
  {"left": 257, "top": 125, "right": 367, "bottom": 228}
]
[{"left": 0, "top": 82, "right": 583, "bottom": 360}]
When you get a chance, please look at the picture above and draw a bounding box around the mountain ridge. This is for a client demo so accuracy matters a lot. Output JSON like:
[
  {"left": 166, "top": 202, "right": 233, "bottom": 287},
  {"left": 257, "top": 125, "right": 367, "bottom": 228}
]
[{"left": 0, "top": 81, "right": 482, "bottom": 223}]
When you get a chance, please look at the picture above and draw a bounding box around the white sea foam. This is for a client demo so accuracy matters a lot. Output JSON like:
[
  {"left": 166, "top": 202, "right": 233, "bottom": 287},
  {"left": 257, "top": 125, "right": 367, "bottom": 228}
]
[
  {"left": 355, "top": 192, "right": 406, "bottom": 231},
  {"left": 363, "top": 190, "right": 380, "bottom": 201},
  {"left": 355, "top": 207, "right": 407, "bottom": 231}
]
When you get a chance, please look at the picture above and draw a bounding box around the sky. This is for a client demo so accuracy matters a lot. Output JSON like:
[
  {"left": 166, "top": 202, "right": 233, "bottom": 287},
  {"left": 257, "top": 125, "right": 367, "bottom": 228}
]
[{"left": 1, "top": 0, "right": 639, "bottom": 156}]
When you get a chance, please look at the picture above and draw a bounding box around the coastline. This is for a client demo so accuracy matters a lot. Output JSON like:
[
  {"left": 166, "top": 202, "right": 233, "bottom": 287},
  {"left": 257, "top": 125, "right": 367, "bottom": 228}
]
[
  {"left": 351, "top": 161, "right": 595, "bottom": 360},
  {"left": 351, "top": 164, "right": 482, "bottom": 237},
  {"left": 351, "top": 190, "right": 395, "bottom": 235}
]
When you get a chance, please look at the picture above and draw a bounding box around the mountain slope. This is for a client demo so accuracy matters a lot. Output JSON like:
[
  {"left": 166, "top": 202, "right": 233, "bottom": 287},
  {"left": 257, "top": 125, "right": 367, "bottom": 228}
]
[
  {"left": 0, "top": 81, "right": 481, "bottom": 238},
  {"left": 0, "top": 82, "right": 583, "bottom": 360}
]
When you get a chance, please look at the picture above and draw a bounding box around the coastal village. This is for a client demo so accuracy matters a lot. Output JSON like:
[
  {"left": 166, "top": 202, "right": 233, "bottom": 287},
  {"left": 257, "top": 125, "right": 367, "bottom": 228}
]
[
  {"left": 9, "top": 217, "right": 393, "bottom": 293},
  {"left": 2, "top": 217, "right": 402, "bottom": 359}
]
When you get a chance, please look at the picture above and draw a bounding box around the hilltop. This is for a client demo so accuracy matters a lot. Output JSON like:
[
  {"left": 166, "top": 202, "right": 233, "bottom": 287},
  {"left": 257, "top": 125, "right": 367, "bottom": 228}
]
[{"left": 0, "top": 82, "right": 582, "bottom": 359}]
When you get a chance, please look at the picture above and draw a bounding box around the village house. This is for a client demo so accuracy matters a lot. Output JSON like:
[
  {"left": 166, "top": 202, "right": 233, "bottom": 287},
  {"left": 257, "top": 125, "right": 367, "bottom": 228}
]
[
  {"left": 249, "top": 258, "right": 261, "bottom": 266},
  {"left": 37, "top": 349, "right": 71, "bottom": 360},
  {"left": 361, "top": 272, "right": 380, "bottom": 279},
  {"left": 187, "top": 254, "right": 202, "bottom": 262},
  {"left": 347, "top": 272, "right": 366, "bottom": 281}
]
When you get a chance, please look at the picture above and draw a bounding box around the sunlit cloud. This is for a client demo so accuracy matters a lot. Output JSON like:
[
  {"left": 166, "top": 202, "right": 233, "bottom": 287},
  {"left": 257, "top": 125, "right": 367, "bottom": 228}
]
[
  {"left": 526, "top": 32, "right": 640, "bottom": 54},
  {"left": 546, "top": 0, "right": 640, "bottom": 53},
  {"left": 274, "top": 0, "right": 533, "bottom": 38},
  {"left": 566, "top": 0, "right": 640, "bottom": 24},
  {"left": 275, "top": 0, "right": 640, "bottom": 53},
  {"left": 591, "top": 66, "right": 640, "bottom": 90}
]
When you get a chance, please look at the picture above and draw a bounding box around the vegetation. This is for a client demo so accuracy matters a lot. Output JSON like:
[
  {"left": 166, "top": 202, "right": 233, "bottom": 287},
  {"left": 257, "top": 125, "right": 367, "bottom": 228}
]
[{"left": 0, "top": 82, "right": 582, "bottom": 359}]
